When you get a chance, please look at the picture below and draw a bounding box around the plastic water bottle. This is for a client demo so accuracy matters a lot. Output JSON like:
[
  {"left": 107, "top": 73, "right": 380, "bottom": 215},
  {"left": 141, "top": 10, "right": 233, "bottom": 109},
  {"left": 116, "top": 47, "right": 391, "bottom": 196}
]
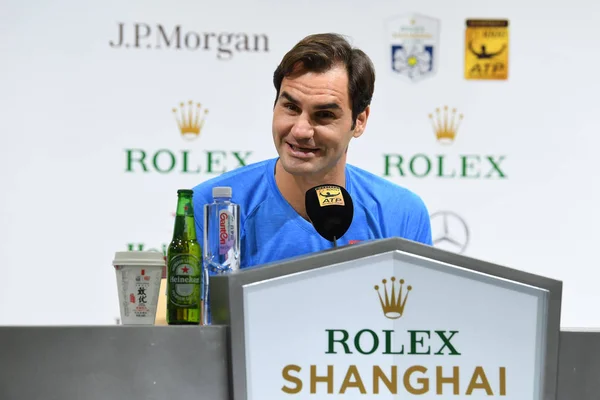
[
  {"left": 203, "top": 186, "right": 240, "bottom": 273},
  {"left": 203, "top": 186, "right": 240, "bottom": 323}
]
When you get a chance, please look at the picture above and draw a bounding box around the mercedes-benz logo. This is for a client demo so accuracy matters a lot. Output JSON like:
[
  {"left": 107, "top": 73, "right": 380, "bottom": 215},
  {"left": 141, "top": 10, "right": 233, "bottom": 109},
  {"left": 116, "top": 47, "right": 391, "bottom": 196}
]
[{"left": 430, "top": 211, "right": 470, "bottom": 254}]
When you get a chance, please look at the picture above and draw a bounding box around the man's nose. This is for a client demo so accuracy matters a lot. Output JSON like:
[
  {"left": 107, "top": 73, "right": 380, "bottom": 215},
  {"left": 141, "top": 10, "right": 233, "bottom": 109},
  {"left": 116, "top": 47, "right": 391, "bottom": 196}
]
[{"left": 290, "top": 115, "right": 314, "bottom": 140}]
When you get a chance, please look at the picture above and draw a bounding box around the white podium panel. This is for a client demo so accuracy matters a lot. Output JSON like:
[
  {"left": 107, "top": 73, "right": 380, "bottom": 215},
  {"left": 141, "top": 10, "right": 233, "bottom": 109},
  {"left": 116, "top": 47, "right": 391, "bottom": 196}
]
[{"left": 210, "top": 238, "right": 561, "bottom": 400}]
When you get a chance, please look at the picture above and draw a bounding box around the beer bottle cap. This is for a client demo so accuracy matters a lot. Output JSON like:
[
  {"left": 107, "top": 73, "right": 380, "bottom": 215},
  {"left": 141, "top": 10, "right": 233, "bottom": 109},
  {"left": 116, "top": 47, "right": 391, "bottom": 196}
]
[
  {"left": 177, "top": 189, "right": 193, "bottom": 196},
  {"left": 213, "top": 186, "right": 232, "bottom": 199}
]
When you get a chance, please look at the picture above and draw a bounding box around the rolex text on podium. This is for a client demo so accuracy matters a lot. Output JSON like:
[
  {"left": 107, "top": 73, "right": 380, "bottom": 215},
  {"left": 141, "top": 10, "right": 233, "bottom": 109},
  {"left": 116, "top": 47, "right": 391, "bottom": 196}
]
[
  {"left": 281, "top": 328, "right": 506, "bottom": 396},
  {"left": 280, "top": 276, "right": 508, "bottom": 396}
]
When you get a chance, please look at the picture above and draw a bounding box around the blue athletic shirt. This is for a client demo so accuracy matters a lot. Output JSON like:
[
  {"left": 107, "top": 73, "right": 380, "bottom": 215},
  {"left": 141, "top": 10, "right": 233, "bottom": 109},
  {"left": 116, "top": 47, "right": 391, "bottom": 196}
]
[{"left": 192, "top": 157, "right": 432, "bottom": 269}]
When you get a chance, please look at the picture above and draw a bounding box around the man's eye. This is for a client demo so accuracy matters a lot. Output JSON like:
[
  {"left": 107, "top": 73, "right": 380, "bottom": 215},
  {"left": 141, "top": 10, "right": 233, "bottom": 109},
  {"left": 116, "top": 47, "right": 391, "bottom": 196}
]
[
  {"left": 284, "top": 103, "right": 299, "bottom": 112},
  {"left": 316, "top": 111, "right": 335, "bottom": 119}
]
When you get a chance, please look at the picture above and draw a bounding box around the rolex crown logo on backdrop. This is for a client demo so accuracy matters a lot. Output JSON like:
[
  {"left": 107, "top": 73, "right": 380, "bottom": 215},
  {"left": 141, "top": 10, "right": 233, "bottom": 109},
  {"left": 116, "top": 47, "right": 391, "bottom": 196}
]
[
  {"left": 172, "top": 100, "right": 209, "bottom": 141},
  {"left": 428, "top": 106, "right": 463, "bottom": 144}
]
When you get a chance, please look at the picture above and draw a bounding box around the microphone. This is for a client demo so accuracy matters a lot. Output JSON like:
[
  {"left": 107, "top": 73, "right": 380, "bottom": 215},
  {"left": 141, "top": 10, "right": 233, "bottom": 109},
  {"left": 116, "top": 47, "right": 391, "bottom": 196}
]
[{"left": 305, "top": 184, "right": 354, "bottom": 248}]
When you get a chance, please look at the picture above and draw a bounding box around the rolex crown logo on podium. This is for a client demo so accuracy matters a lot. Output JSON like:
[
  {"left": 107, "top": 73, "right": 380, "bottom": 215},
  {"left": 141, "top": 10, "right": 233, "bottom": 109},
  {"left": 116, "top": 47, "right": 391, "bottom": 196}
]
[
  {"left": 428, "top": 105, "right": 463, "bottom": 145},
  {"left": 374, "top": 277, "right": 412, "bottom": 319},
  {"left": 172, "top": 100, "right": 209, "bottom": 141}
]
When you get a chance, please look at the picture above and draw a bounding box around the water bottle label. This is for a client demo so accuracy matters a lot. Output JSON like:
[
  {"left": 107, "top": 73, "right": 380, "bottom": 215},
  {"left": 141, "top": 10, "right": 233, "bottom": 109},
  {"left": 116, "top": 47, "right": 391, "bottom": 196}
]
[{"left": 218, "top": 209, "right": 236, "bottom": 256}]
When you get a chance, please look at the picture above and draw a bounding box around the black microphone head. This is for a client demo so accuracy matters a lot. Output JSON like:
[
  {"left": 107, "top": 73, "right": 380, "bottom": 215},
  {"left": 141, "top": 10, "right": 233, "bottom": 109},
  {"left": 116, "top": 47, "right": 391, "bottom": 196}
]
[{"left": 305, "top": 184, "right": 354, "bottom": 242}]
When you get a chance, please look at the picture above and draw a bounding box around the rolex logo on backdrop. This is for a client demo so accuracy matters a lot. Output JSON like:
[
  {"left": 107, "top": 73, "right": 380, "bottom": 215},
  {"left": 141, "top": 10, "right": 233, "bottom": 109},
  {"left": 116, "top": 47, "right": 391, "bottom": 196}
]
[
  {"left": 173, "top": 101, "right": 209, "bottom": 141},
  {"left": 125, "top": 211, "right": 172, "bottom": 263},
  {"left": 126, "top": 242, "right": 167, "bottom": 256},
  {"left": 124, "top": 100, "right": 253, "bottom": 174},
  {"left": 383, "top": 105, "right": 507, "bottom": 179},
  {"left": 429, "top": 106, "right": 463, "bottom": 145}
]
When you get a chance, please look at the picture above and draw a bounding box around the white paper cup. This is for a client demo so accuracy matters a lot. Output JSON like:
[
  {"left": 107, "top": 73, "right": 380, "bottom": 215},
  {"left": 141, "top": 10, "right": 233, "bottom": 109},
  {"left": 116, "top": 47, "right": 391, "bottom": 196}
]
[{"left": 112, "top": 251, "right": 165, "bottom": 325}]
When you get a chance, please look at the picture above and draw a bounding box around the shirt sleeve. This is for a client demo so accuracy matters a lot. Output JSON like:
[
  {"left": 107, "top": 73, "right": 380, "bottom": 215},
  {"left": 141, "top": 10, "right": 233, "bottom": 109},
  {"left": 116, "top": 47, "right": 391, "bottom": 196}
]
[
  {"left": 413, "top": 203, "right": 433, "bottom": 246},
  {"left": 403, "top": 193, "right": 433, "bottom": 246}
]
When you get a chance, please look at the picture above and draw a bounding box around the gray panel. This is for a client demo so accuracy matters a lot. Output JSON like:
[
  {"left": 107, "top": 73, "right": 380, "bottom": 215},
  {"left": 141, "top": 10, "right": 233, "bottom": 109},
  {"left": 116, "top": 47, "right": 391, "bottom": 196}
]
[
  {"left": 557, "top": 330, "right": 600, "bottom": 400},
  {"left": 0, "top": 326, "right": 230, "bottom": 400},
  {"left": 0, "top": 326, "right": 598, "bottom": 400},
  {"left": 210, "top": 237, "right": 562, "bottom": 400}
]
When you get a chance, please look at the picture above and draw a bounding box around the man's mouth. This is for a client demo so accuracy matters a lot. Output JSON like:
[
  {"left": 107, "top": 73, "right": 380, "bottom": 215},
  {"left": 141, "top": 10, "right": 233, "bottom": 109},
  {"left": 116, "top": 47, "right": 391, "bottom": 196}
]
[{"left": 288, "top": 143, "right": 319, "bottom": 153}]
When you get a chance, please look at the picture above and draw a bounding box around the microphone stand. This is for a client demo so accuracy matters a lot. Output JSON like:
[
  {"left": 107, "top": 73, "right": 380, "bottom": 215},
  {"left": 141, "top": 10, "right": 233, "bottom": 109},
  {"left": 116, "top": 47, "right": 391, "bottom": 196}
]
[{"left": 333, "top": 236, "right": 338, "bottom": 248}]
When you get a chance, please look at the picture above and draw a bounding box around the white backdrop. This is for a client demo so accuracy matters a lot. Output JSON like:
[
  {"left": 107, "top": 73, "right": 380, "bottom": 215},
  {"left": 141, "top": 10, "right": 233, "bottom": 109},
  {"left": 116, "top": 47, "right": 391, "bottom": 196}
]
[{"left": 1, "top": 0, "right": 598, "bottom": 327}]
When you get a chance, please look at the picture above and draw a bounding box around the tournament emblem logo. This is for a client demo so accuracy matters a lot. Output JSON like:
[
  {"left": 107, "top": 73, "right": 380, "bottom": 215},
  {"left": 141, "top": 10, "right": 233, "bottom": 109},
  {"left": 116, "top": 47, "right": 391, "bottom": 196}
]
[
  {"left": 464, "top": 19, "right": 509, "bottom": 80},
  {"left": 385, "top": 13, "right": 440, "bottom": 82}
]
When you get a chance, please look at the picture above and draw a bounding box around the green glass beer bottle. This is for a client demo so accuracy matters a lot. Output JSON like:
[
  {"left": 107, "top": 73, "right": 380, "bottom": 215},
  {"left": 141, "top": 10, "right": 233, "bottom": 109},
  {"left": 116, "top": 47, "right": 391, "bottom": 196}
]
[{"left": 167, "top": 189, "right": 203, "bottom": 325}]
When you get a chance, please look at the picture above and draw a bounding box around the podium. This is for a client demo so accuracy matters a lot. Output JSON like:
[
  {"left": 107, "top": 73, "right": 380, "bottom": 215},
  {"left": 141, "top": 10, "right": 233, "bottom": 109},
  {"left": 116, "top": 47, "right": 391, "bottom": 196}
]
[
  {"left": 2, "top": 237, "right": 600, "bottom": 400},
  {"left": 210, "top": 237, "right": 562, "bottom": 399}
]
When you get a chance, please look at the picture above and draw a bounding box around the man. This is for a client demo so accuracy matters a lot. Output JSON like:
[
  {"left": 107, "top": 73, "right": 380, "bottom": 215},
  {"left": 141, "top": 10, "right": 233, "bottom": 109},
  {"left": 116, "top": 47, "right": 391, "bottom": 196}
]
[{"left": 192, "top": 33, "right": 432, "bottom": 269}]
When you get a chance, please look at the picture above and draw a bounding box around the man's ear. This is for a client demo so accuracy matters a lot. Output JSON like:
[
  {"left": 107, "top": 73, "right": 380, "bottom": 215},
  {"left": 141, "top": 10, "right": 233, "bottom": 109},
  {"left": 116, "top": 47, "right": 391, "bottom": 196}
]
[{"left": 352, "top": 106, "right": 370, "bottom": 138}]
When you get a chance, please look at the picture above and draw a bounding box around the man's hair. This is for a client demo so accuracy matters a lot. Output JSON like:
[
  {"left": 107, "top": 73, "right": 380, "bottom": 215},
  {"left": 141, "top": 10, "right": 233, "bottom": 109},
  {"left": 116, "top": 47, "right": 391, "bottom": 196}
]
[{"left": 273, "top": 33, "right": 375, "bottom": 129}]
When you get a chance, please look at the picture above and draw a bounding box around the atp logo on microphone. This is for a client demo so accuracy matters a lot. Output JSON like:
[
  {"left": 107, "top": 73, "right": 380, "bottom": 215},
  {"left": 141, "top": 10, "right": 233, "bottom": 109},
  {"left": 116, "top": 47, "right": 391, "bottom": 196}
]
[{"left": 315, "top": 186, "right": 345, "bottom": 207}]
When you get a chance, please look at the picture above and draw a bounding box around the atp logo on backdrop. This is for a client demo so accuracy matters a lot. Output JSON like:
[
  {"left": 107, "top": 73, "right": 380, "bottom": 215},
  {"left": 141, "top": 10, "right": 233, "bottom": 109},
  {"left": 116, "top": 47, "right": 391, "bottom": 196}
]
[
  {"left": 385, "top": 14, "right": 440, "bottom": 83},
  {"left": 383, "top": 105, "right": 507, "bottom": 179},
  {"left": 124, "top": 100, "right": 252, "bottom": 174},
  {"left": 464, "top": 19, "right": 509, "bottom": 80}
]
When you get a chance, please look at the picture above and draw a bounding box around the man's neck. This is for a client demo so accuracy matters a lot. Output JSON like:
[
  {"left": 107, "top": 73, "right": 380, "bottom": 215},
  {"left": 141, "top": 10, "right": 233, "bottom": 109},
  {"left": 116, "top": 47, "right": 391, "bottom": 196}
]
[{"left": 274, "top": 159, "right": 346, "bottom": 220}]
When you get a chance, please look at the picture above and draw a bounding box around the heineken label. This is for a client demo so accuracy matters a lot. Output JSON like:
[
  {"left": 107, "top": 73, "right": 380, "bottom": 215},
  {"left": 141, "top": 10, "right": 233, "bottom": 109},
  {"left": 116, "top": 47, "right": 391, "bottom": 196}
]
[{"left": 168, "top": 254, "right": 201, "bottom": 307}]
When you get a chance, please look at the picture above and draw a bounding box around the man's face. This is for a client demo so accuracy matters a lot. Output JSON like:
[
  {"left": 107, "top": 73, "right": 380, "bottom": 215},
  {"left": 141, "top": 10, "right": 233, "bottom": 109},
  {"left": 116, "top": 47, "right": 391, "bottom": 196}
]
[{"left": 272, "top": 64, "right": 368, "bottom": 177}]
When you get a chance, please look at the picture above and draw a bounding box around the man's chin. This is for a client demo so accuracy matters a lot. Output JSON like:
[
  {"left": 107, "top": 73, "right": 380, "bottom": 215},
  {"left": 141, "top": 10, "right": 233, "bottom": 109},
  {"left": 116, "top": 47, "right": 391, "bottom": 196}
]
[{"left": 279, "top": 157, "right": 320, "bottom": 176}]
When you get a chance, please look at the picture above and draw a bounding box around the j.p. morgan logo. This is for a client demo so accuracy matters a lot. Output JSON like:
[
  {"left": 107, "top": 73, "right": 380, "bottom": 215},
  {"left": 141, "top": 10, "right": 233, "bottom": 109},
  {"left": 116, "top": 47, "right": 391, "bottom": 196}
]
[
  {"left": 109, "top": 22, "right": 269, "bottom": 60},
  {"left": 280, "top": 276, "right": 507, "bottom": 396}
]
